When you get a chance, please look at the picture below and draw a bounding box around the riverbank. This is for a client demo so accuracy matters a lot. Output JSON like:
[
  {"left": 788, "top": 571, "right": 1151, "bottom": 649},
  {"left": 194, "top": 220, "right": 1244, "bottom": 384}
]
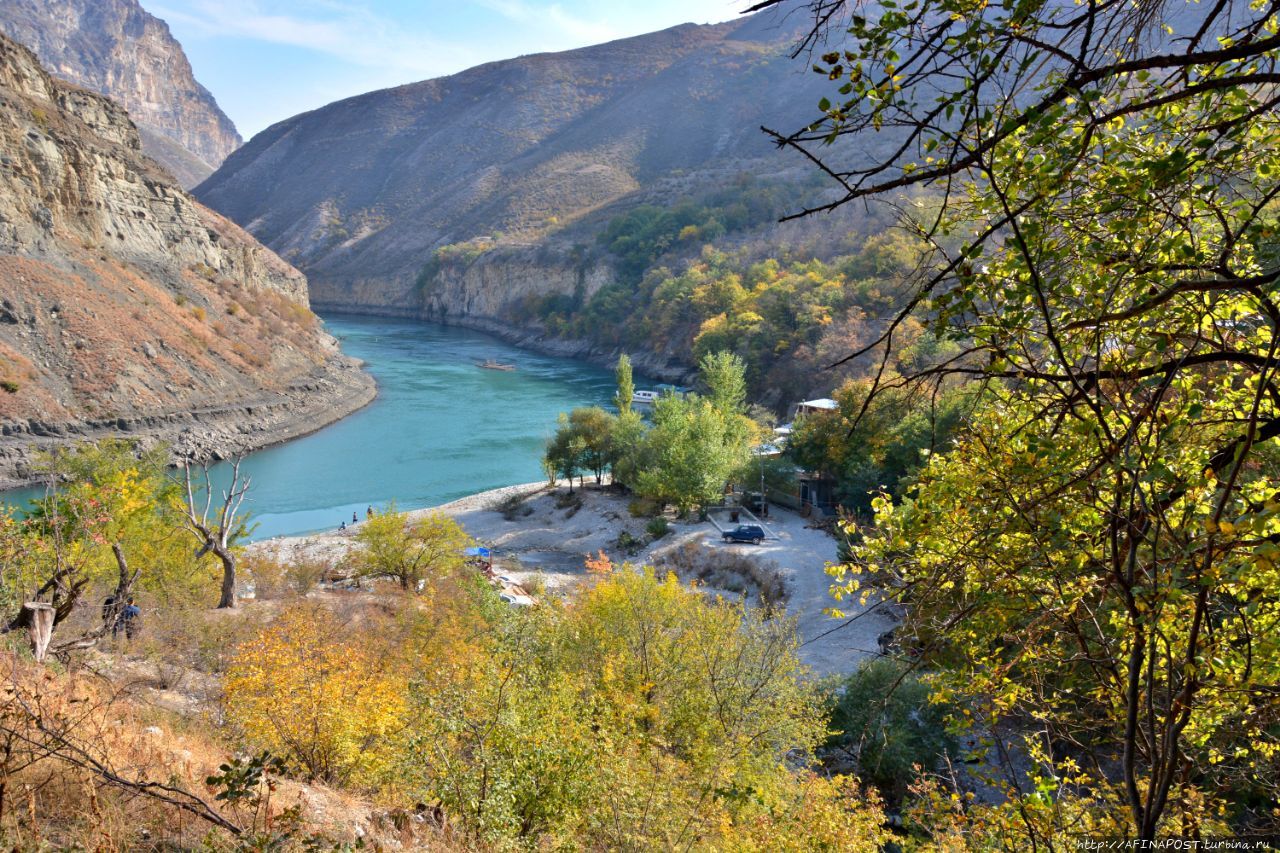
[
  {"left": 251, "top": 480, "right": 895, "bottom": 677},
  {"left": 312, "top": 302, "right": 698, "bottom": 387},
  {"left": 0, "top": 353, "right": 375, "bottom": 489}
]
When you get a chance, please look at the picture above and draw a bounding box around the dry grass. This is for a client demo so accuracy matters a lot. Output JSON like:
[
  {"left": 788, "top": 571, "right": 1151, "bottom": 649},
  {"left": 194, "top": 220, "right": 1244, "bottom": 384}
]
[
  {"left": 656, "top": 540, "right": 789, "bottom": 608},
  {"left": 242, "top": 548, "right": 332, "bottom": 600},
  {"left": 0, "top": 653, "right": 233, "bottom": 849},
  {"left": 0, "top": 639, "right": 458, "bottom": 850}
]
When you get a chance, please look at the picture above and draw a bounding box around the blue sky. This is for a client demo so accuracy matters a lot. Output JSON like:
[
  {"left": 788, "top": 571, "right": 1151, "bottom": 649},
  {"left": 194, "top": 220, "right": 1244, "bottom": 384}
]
[{"left": 147, "top": 0, "right": 747, "bottom": 139}]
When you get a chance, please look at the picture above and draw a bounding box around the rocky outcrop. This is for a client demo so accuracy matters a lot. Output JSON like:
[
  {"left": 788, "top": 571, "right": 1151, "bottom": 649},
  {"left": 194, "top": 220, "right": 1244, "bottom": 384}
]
[
  {"left": 0, "top": 0, "right": 241, "bottom": 187},
  {"left": 0, "top": 35, "right": 374, "bottom": 487}
]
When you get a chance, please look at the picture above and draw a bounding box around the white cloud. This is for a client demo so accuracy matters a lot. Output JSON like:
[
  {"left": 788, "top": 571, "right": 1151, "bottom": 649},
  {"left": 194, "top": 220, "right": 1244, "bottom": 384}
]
[
  {"left": 471, "top": 0, "right": 618, "bottom": 43},
  {"left": 150, "top": 0, "right": 476, "bottom": 76}
]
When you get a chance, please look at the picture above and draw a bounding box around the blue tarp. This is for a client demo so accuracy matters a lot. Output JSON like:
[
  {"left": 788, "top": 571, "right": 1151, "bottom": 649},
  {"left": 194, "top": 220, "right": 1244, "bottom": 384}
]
[{"left": 465, "top": 546, "right": 492, "bottom": 558}]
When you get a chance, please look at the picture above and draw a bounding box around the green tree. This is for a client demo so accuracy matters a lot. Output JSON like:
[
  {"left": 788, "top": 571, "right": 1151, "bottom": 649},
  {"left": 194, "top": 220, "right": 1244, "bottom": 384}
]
[
  {"left": 787, "top": 379, "right": 970, "bottom": 513},
  {"left": 355, "top": 505, "right": 472, "bottom": 592},
  {"left": 545, "top": 407, "right": 618, "bottom": 489},
  {"left": 698, "top": 350, "right": 747, "bottom": 415},
  {"left": 544, "top": 415, "right": 586, "bottom": 492},
  {"left": 786, "top": 0, "right": 1280, "bottom": 837},
  {"left": 825, "top": 658, "right": 956, "bottom": 802},
  {"left": 568, "top": 407, "right": 614, "bottom": 485},
  {"left": 606, "top": 409, "right": 648, "bottom": 490},
  {"left": 634, "top": 394, "right": 749, "bottom": 514},
  {"left": 613, "top": 353, "right": 635, "bottom": 415}
]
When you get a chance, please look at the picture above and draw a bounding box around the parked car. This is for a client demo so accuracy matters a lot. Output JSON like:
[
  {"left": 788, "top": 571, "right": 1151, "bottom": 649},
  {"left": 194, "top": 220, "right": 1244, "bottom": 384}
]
[
  {"left": 722, "top": 524, "right": 766, "bottom": 545},
  {"left": 740, "top": 492, "right": 768, "bottom": 515}
]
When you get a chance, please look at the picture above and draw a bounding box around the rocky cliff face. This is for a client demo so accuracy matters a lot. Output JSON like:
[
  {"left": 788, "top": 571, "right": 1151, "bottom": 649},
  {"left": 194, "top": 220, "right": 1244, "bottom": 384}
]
[
  {"left": 0, "top": 35, "right": 374, "bottom": 486},
  {"left": 310, "top": 247, "right": 695, "bottom": 382},
  {"left": 0, "top": 0, "right": 241, "bottom": 187}
]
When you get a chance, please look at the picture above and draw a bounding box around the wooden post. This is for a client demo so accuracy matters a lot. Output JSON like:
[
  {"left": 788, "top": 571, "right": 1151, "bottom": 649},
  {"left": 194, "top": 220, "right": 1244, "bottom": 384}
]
[{"left": 22, "top": 603, "right": 54, "bottom": 663}]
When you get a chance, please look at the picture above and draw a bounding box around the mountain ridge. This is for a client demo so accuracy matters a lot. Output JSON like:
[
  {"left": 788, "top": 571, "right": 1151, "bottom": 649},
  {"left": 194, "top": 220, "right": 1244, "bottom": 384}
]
[
  {"left": 0, "top": 0, "right": 242, "bottom": 187},
  {"left": 194, "top": 11, "right": 855, "bottom": 305}
]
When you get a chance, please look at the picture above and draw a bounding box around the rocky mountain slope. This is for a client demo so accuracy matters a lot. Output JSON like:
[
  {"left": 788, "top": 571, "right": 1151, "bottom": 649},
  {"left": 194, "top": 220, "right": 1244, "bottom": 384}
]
[
  {"left": 0, "top": 34, "right": 374, "bottom": 487},
  {"left": 0, "top": 0, "right": 241, "bottom": 187},
  {"left": 195, "top": 10, "right": 881, "bottom": 360}
]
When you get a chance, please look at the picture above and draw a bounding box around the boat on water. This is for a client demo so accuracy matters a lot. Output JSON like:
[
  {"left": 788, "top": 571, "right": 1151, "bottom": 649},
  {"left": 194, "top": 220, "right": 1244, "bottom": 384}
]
[
  {"left": 477, "top": 359, "right": 517, "bottom": 371},
  {"left": 632, "top": 384, "right": 689, "bottom": 405}
]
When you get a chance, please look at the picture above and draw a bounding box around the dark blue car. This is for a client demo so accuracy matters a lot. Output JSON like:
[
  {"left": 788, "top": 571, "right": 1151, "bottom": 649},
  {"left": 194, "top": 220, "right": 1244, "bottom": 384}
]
[{"left": 722, "top": 524, "right": 766, "bottom": 545}]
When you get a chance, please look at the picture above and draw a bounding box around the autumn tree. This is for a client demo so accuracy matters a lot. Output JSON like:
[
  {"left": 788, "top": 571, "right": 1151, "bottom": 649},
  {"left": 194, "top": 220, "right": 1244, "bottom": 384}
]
[
  {"left": 770, "top": 0, "right": 1280, "bottom": 838},
  {"left": 224, "top": 603, "right": 406, "bottom": 785},
  {"left": 398, "top": 566, "right": 889, "bottom": 848},
  {"left": 355, "top": 505, "right": 472, "bottom": 592},
  {"left": 3, "top": 441, "right": 202, "bottom": 649}
]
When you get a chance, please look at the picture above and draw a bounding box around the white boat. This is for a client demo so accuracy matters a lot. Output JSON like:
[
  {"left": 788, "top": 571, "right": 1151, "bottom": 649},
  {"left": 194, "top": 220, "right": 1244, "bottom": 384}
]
[{"left": 631, "top": 390, "right": 659, "bottom": 405}]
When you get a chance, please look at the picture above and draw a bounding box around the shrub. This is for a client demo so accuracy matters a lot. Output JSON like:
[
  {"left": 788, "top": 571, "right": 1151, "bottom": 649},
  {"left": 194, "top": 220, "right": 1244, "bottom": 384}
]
[
  {"left": 495, "top": 490, "right": 535, "bottom": 520},
  {"left": 825, "top": 658, "right": 956, "bottom": 801},
  {"left": 555, "top": 490, "right": 583, "bottom": 511},
  {"left": 224, "top": 603, "right": 406, "bottom": 785},
  {"left": 0, "top": 380, "right": 18, "bottom": 394},
  {"left": 244, "top": 551, "right": 288, "bottom": 600},
  {"left": 655, "top": 541, "right": 787, "bottom": 607},
  {"left": 628, "top": 498, "right": 660, "bottom": 518},
  {"left": 286, "top": 555, "right": 329, "bottom": 595},
  {"left": 645, "top": 516, "right": 671, "bottom": 539},
  {"left": 616, "top": 530, "right": 643, "bottom": 555}
]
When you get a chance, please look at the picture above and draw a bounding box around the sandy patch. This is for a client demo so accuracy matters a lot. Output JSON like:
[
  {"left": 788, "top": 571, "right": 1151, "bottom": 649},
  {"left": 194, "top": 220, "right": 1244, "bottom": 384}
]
[{"left": 250, "top": 481, "right": 895, "bottom": 677}]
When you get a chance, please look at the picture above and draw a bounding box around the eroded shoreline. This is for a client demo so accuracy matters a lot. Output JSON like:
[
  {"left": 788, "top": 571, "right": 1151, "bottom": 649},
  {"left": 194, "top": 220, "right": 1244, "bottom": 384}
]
[{"left": 0, "top": 353, "right": 376, "bottom": 489}]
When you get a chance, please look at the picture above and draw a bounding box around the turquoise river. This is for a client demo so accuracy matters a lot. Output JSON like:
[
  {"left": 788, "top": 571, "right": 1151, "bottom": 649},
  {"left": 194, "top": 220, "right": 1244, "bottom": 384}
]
[{"left": 2, "top": 314, "right": 635, "bottom": 540}]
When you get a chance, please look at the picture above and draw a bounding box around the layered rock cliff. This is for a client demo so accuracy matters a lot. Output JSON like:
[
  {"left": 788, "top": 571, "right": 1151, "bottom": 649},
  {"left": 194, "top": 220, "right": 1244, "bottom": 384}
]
[
  {"left": 0, "top": 0, "right": 241, "bottom": 187},
  {"left": 0, "top": 35, "right": 374, "bottom": 486}
]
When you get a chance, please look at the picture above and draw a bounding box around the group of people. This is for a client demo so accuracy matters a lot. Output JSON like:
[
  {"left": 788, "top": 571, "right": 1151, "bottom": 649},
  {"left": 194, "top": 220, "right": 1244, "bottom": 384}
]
[{"left": 339, "top": 505, "right": 375, "bottom": 532}]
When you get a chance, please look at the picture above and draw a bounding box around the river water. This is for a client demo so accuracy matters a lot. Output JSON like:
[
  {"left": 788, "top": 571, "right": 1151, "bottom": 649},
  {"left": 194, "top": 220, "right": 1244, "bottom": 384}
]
[{"left": 2, "top": 314, "right": 629, "bottom": 540}]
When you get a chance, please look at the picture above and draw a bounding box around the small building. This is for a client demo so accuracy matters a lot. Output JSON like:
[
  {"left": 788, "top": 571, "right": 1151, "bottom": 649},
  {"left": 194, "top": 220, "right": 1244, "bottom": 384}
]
[
  {"left": 798, "top": 473, "right": 839, "bottom": 517},
  {"left": 795, "top": 398, "right": 839, "bottom": 417}
]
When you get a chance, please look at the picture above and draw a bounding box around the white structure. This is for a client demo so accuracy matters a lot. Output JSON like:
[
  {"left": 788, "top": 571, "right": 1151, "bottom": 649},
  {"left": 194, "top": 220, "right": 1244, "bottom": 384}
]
[{"left": 795, "top": 398, "right": 839, "bottom": 417}]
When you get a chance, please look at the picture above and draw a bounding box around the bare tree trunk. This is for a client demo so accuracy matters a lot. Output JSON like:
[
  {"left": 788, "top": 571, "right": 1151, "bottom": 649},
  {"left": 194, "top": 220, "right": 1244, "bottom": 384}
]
[
  {"left": 181, "top": 459, "right": 250, "bottom": 611},
  {"left": 215, "top": 546, "right": 237, "bottom": 609},
  {"left": 22, "top": 604, "right": 54, "bottom": 663}
]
